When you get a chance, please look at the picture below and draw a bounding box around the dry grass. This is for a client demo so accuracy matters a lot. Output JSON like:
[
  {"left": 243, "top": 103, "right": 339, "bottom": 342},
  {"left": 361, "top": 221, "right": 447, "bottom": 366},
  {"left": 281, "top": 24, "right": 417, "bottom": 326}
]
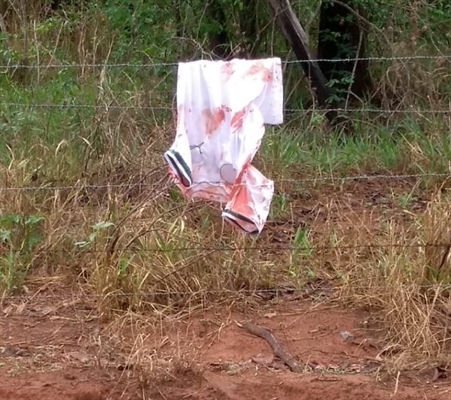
[{"left": 337, "top": 188, "right": 451, "bottom": 371}]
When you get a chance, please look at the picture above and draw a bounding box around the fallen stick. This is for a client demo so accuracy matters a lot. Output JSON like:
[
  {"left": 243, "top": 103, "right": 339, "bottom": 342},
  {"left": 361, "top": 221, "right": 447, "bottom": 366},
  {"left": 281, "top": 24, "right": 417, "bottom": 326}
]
[{"left": 237, "top": 321, "right": 301, "bottom": 373}]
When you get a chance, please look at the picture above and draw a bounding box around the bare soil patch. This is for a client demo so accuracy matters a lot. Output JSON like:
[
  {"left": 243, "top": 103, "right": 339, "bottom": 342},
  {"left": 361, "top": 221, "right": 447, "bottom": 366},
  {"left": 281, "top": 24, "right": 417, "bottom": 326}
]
[{"left": 1, "top": 294, "right": 450, "bottom": 400}]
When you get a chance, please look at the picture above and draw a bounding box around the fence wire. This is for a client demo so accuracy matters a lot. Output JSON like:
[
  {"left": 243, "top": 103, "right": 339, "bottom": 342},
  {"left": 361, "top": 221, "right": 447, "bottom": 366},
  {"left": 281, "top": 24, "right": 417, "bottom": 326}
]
[
  {"left": 1, "top": 103, "right": 450, "bottom": 115},
  {"left": 0, "top": 242, "right": 447, "bottom": 255},
  {"left": 0, "top": 172, "right": 448, "bottom": 193},
  {"left": 40, "top": 243, "right": 451, "bottom": 253},
  {"left": 2, "top": 282, "right": 451, "bottom": 303},
  {"left": 1, "top": 53, "right": 451, "bottom": 70}
]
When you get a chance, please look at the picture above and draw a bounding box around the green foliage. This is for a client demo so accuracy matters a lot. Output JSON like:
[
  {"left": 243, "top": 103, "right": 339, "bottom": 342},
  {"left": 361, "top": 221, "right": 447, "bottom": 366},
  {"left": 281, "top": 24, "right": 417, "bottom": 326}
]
[
  {"left": 75, "top": 221, "right": 115, "bottom": 249},
  {"left": 103, "top": 0, "right": 177, "bottom": 62},
  {"left": 289, "top": 227, "right": 313, "bottom": 278},
  {"left": 0, "top": 214, "right": 44, "bottom": 293}
]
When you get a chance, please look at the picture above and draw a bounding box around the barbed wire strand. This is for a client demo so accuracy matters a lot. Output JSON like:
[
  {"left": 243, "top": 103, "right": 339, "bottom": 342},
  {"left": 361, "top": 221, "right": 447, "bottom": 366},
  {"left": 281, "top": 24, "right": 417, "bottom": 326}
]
[
  {"left": 0, "top": 242, "right": 449, "bottom": 255},
  {"left": 61, "top": 243, "right": 451, "bottom": 253},
  {"left": 0, "top": 103, "right": 450, "bottom": 114},
  {"left": 1, "top": 54, "right": 451, "bottom": 70},
  {"left": 2, "top": 282, "right": 451, "bottom": 302},
  {"left": 0, "top": 172, "right": 448, "bottom": 193}
]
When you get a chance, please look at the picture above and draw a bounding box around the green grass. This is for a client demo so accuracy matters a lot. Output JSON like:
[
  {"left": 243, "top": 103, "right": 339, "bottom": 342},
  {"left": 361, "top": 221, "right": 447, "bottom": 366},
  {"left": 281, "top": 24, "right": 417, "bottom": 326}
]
[{"left": 260, "top": 116, "right": 451, "bottom": 184}]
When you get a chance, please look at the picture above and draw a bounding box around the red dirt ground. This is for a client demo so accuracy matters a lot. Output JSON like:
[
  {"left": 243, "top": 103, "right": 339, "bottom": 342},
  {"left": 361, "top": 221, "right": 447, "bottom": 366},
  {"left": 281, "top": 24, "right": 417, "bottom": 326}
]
[{"left": 1, "top": 292, "right": 450, "bottom": 400}]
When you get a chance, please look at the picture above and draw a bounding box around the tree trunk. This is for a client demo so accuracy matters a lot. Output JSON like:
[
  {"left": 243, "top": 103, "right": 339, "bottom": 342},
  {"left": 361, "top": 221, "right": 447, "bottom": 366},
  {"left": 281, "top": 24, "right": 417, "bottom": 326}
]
[
  {"left": 318, "top": 0, "right": 372, "bottom": 103},
  {"left": 267, "top": 0, "right": 340, "bottom": 123}
]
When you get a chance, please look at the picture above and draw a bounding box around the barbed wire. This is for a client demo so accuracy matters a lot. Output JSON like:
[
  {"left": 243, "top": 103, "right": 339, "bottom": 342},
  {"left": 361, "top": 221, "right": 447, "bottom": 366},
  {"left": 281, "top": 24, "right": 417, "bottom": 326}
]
[
  {"left": 0, "top": 172, "right": 448, "bottom": 193},
  {"left": 285, "top": 108, "right": 451, "bottom": 115},
  {"left": 60, "top": 243, "right": 451, "bottom": 253},
  {"left": 0, "top": 103, "right": 172, "bottom": 111},
  {"left": 283, "top": 54, "right": 451, "bottom": 64},
  {"left": 2, "top": 282, "right": 451, "bottom": 302},
  {"left": 1, "top": 102, "right": 450, "bottom": 115},
  {"left": 193, "top": 173, "right": 451, "bottom": 185},
  {"left": 1, "top": 54, "right": 451, "bottom": 71},
  {"left": 0, "top": 242, "right": 448, "bottom": 255}
]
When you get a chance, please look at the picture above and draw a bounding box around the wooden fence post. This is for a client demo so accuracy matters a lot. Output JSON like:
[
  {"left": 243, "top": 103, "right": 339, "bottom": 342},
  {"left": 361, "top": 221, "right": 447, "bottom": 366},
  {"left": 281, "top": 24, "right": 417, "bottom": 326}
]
[{"left": 268, "top": 0, "right": 341, "bottom": 123}]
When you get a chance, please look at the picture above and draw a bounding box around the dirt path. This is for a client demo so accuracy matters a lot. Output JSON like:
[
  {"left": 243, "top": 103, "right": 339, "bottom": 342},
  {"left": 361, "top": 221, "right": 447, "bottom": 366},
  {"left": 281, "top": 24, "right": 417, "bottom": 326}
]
[{"left": 1, "top": 294, "right": 450, "bottom": 400}]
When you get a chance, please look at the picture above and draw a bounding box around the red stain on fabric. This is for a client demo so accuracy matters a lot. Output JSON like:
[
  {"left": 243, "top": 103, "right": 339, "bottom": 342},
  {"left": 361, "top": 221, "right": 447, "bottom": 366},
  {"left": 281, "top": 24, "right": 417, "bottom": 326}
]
[
  {"left": 202, "top": 107, "right": 225, "bottom": 137},
  {"left": 231, "top": 108, "right": 246, "bottom": 131},
  {"left": 221, "top": 62, "right": 234, "bottom": 79},
  {"left": 229, "top": 185, "right": 252, "bottom": 214},
  {"left": 245, "top": 62, "right": 272, "bottom": 82},
  {"left": 233, "top": 156, "right": 251, "bottom": 186}
]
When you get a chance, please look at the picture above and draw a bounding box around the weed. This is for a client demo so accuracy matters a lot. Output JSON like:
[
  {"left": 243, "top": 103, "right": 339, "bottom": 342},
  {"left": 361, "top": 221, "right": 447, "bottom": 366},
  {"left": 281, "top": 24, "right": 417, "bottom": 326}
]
[
  {"left": 75, "top": 220, "right": 115, "bottom": 250},
  {"left": 289, "top": 227, "right": 313, "bottom": 279},
  {"left": 0, "top": 213, "right": 44, "bottom": 293}
]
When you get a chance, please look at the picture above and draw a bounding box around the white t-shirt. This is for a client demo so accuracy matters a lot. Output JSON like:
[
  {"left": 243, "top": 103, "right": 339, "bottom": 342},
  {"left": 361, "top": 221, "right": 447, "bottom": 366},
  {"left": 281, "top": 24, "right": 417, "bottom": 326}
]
[{"left": 164, "top": 58, "right": 283, "bottom": 235}]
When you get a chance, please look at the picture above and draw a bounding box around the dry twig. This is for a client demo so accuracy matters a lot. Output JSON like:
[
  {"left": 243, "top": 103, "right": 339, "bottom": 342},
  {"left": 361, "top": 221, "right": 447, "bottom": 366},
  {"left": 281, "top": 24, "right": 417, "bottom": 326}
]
[{"left": 237, "top": 321, "right": 301, "bottom": 372}]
